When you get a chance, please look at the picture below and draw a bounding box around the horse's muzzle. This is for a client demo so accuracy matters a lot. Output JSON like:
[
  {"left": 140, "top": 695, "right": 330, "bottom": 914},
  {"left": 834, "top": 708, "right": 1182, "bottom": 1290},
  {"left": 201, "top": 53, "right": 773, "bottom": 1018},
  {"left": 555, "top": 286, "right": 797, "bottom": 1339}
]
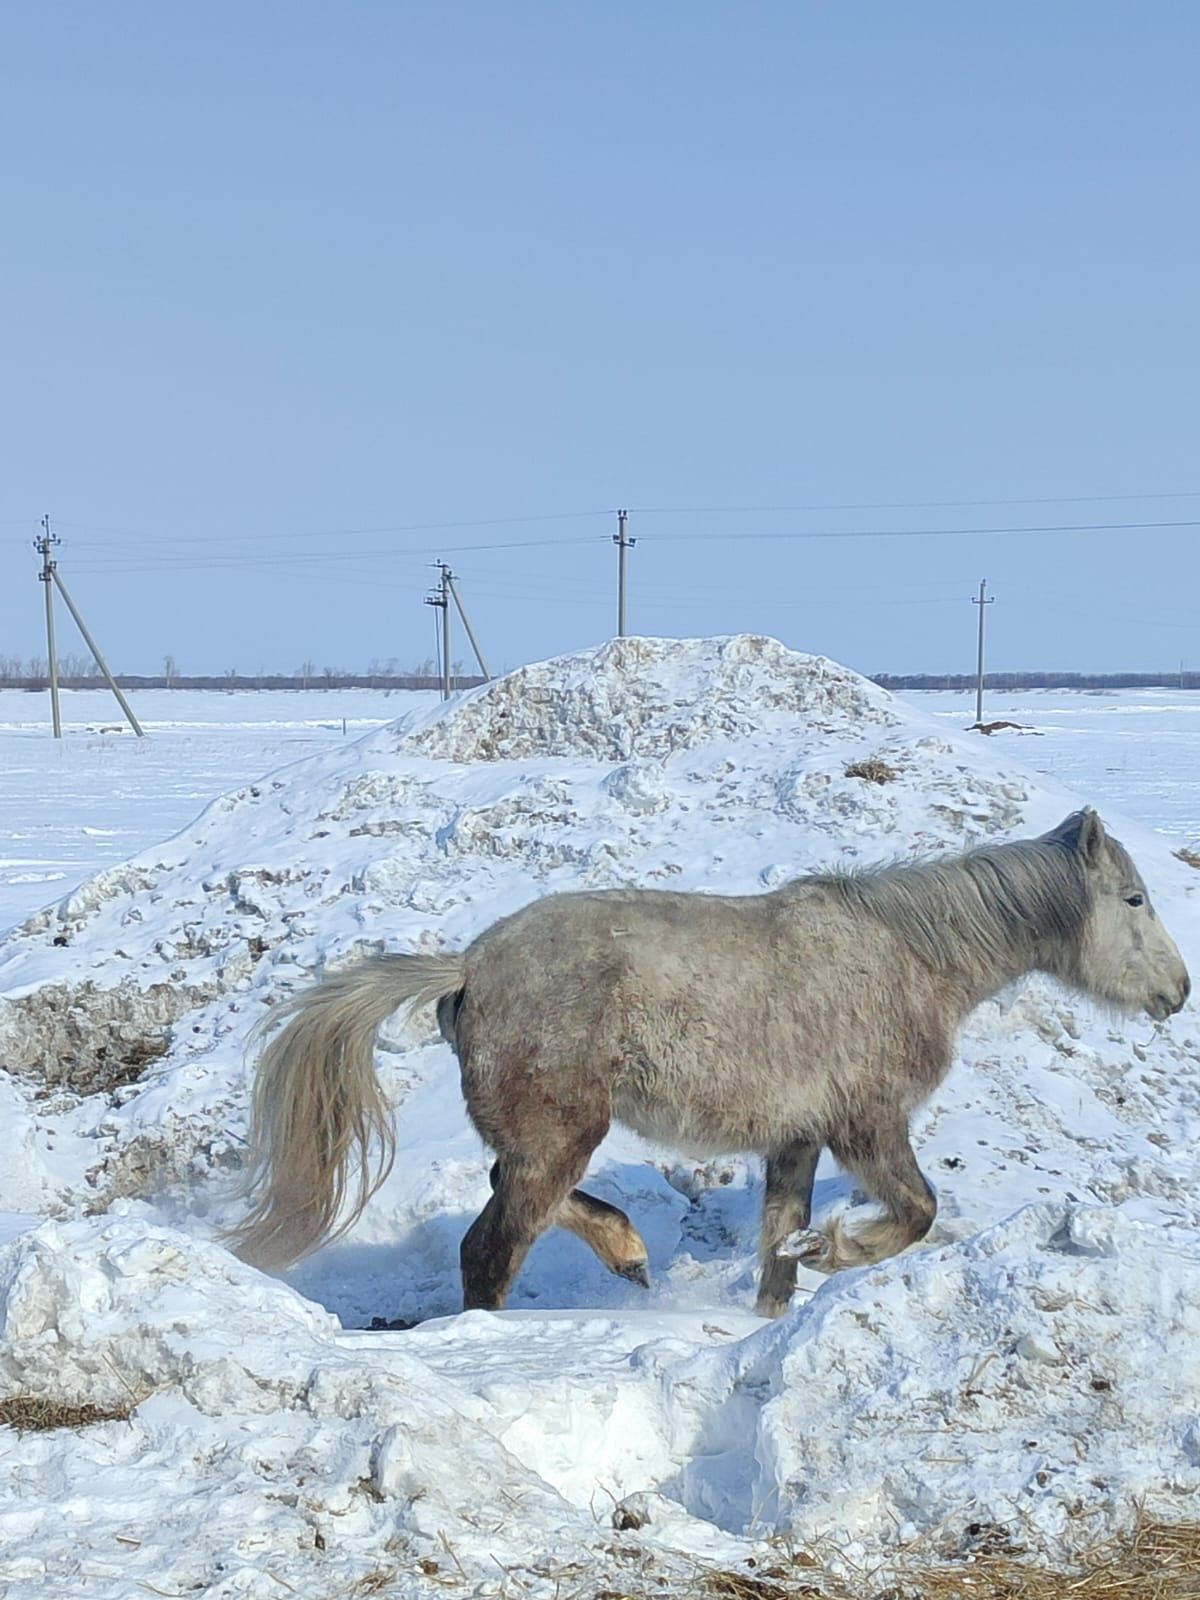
[{"left": 1148, "top": 974, "right": 1190, "bottom": 1019}]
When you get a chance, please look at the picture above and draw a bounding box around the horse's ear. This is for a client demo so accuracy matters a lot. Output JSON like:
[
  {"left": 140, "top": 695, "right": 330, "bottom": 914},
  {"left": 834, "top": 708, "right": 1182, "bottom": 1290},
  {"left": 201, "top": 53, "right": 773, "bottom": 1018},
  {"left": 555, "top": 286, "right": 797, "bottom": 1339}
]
[{"left": 1052, "top": 807, "right": 1106, "bottom": 865}]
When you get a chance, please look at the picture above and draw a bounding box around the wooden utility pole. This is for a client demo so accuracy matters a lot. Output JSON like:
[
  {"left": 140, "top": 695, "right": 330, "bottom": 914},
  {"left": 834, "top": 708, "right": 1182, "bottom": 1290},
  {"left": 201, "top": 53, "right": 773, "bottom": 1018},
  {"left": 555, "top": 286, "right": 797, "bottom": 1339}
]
[
  {"left": 51, "top": 567, "right": 144, "bottom": 735},
  {"left": 425, "top": 564, "right": 452, "bottom": 700},
  {"left": 37, "top": 515, "right": 62, "bottom": 738},
  {"left": 613, "top": 508, "right": 634, "bottom": 637},
  {"left": 973, "top": 578, "right": 994, "bottom": 726},
  {"left": 445, "top": 570, "right": 491, "bottom": 680},
  {"left": 34, "top": 519, "right": 144, "bottom": 737}
]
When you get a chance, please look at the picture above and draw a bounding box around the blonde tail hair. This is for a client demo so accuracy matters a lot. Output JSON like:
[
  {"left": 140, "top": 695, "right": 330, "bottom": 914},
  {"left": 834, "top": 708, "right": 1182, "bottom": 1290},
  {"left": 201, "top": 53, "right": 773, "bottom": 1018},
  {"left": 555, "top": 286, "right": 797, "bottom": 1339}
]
[{"left": 226, "top": 952, "right": 465, "bottom": 1270}]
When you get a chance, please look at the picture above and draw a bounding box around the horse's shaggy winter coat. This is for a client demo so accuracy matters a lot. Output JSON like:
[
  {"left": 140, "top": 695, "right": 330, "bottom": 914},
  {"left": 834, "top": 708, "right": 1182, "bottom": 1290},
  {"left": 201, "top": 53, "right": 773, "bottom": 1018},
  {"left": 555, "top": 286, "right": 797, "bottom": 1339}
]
[{"left": 228, "top": 810, "right": 1189, "bottom": 1315}]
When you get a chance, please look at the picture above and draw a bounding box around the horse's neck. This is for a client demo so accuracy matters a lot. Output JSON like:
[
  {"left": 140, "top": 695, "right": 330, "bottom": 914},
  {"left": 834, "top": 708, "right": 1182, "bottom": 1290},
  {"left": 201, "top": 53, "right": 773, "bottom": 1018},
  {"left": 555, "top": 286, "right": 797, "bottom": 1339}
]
[
  {"left": 948, "top": 944, "right": 1040, "bottom": 1018},
  {"left": 931, "top": 854, "right": 1068, "bottom": 1017}
]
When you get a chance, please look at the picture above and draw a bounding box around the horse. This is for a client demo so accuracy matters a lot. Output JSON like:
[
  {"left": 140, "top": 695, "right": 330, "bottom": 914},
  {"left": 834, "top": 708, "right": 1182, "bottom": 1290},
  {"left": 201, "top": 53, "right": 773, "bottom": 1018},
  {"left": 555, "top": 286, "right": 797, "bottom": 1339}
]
[{"left": 226, "top": 809, "right": 1189, "bottom": 1316}]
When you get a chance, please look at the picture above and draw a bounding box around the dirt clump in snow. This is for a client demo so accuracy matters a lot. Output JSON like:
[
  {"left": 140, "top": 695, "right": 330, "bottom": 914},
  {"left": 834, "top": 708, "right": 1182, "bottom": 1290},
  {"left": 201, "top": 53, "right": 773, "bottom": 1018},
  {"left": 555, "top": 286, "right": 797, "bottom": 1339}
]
[
  {"left": 0, "top": 978, "right": 205, "bottom": 1098},
  {"left": 85, "top": 1124, "right": 241, "bottom": 1214}
]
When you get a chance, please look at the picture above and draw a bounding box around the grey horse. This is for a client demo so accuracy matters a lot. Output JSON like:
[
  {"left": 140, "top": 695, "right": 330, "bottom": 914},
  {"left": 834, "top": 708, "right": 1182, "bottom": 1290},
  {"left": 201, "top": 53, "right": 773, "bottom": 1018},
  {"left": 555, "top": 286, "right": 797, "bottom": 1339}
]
[{"left": 228, "top": 809, "right": 1189, "bottom": 1315}]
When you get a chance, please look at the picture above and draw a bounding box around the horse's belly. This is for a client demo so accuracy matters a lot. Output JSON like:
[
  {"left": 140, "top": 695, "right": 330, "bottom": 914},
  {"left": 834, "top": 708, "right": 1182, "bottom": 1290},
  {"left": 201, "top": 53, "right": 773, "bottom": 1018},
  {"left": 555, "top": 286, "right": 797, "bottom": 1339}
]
[
  {"left": 612, "top": 1090, "right": 733, "bottom": 1156},
  {"left": 611, "top": 1056, "right": 809, "bottom": 1156}
]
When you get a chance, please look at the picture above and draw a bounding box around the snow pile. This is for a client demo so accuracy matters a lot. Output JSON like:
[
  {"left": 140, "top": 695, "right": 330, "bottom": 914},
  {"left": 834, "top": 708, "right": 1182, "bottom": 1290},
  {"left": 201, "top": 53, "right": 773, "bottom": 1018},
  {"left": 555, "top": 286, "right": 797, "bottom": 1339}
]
[
  {"left": 0, "top": 633, "right": 1054, "bottom": 1232},
  {"left": 400, "top": 633, "right": 894, "bottom": 762},
  {"left": 1, "top": 1202, "right": 1196, "bottom": 1596},
  {"left": 671, "top": 1202, "right": 1200, "bottom": 1563},
  {"left": 0, "top": 1217, "right": 610, "bottom": 1598},
  {"left": 0, "top": 634, "right": 1198, "bottom": 1593}
]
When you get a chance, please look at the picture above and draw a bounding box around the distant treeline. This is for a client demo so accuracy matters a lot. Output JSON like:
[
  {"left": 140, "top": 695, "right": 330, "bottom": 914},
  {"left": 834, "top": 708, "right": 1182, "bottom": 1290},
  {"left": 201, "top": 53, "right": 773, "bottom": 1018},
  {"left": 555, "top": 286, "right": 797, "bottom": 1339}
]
[
  {"left": 0, "top": 665, "right": 1195, "bottom": 693},
  {"left": 872, "top": 671, "right": 1200, "bottom": 691},
  {"left": 0, "top": 668, "right": 487, "bottom": 692}
]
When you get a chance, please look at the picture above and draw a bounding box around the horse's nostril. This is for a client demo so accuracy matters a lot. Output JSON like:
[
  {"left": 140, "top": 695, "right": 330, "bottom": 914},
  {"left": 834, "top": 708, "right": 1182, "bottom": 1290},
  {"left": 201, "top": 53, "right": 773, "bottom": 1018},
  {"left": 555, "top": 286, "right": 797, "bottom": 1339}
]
[{"left": 1159, "top": 984, "right": 1190, "bottom": 1016}]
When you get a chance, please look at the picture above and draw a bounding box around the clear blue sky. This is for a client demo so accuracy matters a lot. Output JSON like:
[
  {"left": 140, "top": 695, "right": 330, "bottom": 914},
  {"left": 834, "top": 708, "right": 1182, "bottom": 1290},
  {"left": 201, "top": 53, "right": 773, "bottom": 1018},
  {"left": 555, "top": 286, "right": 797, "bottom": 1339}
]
[{"left": 3, "top": 3, "right": 1197, "bottom": 679}]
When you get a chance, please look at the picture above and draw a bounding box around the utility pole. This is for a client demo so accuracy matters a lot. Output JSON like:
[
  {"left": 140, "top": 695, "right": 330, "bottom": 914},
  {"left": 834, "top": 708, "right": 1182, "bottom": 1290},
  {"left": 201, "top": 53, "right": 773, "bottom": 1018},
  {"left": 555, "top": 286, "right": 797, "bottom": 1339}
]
[
  {"left": 444, "top": 570, "right": 491, "bottom": 680},
  {"left": 613, "top": 508, "right": 634, "bottom": 637},
  {"left": 34, "top": 519, "right": 144, "bottom": 737},
  {"left": 36, "top": 515, "right": 62, "bottom": 738},
  {"left": 973, "top": 578, "right": 994, "bottom": 726},
  {"left": 425, "top": 563, "right": 452, "bottom": 701},
  {"left": 50, "top": 566, "right": 144, "bottom": 735}
]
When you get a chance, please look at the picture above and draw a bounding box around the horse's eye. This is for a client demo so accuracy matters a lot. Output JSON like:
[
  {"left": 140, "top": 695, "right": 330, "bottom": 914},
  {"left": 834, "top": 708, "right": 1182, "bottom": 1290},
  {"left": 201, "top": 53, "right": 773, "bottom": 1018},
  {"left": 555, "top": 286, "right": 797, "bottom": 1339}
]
[{"left": 1125, "top": 894, "right": 1144, "bottom": 908}]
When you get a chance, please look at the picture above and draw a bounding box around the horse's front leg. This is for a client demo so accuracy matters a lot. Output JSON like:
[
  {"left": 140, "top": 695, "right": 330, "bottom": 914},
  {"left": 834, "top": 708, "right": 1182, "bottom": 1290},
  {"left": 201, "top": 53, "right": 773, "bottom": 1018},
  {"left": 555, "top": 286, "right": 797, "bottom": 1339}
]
[
  {"left": 801, "top": 1117, "right": 936, "bottom": 1273},
  {"left": 756, "top": 1138, "right": 821, "bottom": 1317}
]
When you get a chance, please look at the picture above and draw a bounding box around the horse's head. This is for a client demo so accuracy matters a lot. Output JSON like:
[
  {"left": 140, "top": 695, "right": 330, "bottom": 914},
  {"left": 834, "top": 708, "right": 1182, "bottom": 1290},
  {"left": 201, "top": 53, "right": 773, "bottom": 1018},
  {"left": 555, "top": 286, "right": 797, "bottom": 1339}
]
[{"left": 1049, "top": 809, "right": 1190, "bottom": 1020}]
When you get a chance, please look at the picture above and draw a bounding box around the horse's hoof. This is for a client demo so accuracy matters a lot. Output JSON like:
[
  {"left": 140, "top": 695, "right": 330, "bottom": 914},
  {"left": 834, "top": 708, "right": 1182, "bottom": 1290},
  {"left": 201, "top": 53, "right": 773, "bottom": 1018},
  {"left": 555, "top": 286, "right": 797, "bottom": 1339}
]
[
  {"left": 616, "top": 1260, "right": 651, "bottom": 1289},
  {"left": 754, "top": 1292, "right": 793, "bottom": 1319},
  {"left": 778, "top": 1228, "right": 830, "bottom": 1264}
]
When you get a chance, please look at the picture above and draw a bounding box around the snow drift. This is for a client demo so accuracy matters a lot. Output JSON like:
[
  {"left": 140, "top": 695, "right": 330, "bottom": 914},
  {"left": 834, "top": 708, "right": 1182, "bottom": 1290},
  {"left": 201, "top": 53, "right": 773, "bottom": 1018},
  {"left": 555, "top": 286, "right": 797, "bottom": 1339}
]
[{"left": 0, "top": 635, "right": 1197, "bottom": 1597}]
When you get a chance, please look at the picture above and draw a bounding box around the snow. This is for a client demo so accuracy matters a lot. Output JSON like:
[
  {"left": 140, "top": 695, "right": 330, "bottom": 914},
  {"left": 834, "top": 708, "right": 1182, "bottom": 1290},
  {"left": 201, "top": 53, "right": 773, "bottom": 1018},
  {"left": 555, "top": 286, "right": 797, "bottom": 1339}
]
[
  {"left": 902, "top": 686, "right": 1200, "bottom": 842},
  {"left": 0, "top": 687, "right": 425, "bottom": 935},
  {"left": 0, "top": 638, "right": 1197, "bottom": 1598}
]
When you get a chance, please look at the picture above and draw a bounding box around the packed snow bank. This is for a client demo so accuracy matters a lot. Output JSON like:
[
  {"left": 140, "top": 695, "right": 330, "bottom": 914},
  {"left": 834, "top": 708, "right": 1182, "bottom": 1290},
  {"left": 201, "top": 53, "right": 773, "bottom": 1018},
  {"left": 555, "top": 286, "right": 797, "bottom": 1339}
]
[
  {"left": 0, "top": 1216, "right": 749, "bottom": 1597},
  {"left": 0, "top": 1205, "right": 1196, "bottom": 1597},
  {"left": 670, "top": 1202, "right": 1200, "bottom": 1563},
  {"left": 0, "top": 635, "right": 1198, "bottom": 1593}
]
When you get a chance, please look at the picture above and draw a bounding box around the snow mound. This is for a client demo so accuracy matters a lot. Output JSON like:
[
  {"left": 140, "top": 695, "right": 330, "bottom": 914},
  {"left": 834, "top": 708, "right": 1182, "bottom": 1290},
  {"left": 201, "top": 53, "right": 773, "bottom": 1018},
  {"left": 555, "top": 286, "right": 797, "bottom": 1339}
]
[
  {"left": 401, "top": 634, "right": 896, "bottom": 762},
  {"left": 672, "top": 1202, "right": 1200, "bottom": 1563},
  {"left": 0, "top": 637, "right": 1198, "bottom": 1591},
  {"left": 0, "top": 1217, "right": 605, "bottom": 1597},
  {"left": 0, "top": 1207, "right": 1196, "bottom": 1596},
  {"left": 0, "top": 1216, "right": 338, "bottom": 1410}
]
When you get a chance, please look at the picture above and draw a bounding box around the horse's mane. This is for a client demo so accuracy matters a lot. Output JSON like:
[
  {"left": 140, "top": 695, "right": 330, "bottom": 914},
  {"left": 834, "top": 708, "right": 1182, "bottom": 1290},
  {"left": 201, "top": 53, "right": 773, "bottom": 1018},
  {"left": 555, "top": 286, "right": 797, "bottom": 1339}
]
[{"left": 813, "top": 834, "right": 1092, "bottom": 972}]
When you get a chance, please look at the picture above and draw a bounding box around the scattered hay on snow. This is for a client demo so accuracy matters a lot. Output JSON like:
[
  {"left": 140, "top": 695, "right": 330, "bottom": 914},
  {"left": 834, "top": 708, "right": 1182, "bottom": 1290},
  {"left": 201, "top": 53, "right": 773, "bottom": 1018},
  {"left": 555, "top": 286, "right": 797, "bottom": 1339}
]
[
  {"left": 0, "top": 1394, "right": 141, "bottom": 1433},
  {"left": 843, "top": 757, "right": 898, "bottom": 785}
]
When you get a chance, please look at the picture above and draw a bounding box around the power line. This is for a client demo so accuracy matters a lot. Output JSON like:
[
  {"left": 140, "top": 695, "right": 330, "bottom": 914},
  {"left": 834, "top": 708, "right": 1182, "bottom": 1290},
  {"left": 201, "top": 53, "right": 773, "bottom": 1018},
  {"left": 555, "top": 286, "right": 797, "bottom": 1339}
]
[
  {"left": 1017, "top": 599, "right": 1199, "bottom": 633},
  {"left": 56, "top": 515, "right": 1200, "bottom": 585},
  {"left": 39, "top": 487, "right": 1200, "bottom": 551},
  {"left": 630, "top": 489, "right": 1200, "bottom": 515},
  {"left": 637, "top": 518, "right": 1200, "bottom": 544},
  {"left": 63, "top": 533, "right": 601, "bottom": 575},
  {"left": 57, "top": 516, "right": 1200, "bottom": 576},
  {"left": 51, "top": 509, "right": 612, "bottom": 548}
]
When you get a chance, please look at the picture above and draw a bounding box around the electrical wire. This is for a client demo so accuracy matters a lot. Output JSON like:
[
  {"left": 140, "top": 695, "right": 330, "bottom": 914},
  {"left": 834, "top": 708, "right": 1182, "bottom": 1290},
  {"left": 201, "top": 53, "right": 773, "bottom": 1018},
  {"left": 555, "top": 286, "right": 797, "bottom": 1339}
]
[{"left": 630, "top": 489, "right": 1200, "bottom": 515}]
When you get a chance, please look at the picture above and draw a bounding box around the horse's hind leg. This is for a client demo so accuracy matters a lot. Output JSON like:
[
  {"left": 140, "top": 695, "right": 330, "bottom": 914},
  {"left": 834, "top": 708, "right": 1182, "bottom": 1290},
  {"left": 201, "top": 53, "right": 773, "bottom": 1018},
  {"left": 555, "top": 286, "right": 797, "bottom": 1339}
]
[
  {"left": 488, "top": 1162, "right": 650, "bottom": 1288},
  {"left": 558, "top": 1189, "right": 650, "bottom": 1287},
  {"left": 462, "top": 1131, "right": 604, "bottom": 1310},
  {"left": 815, "top": 1119, "right": 936, "bottom": 1272},
  {"left": 756, "top": 1139, "right": 821, "bottom": 1317}
]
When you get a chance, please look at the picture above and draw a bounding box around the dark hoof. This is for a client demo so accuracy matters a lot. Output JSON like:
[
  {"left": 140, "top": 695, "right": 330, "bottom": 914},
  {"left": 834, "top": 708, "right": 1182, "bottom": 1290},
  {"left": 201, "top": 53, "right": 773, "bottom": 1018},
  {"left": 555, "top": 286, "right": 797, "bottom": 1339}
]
[{"left": 754, "top": 1295, "right": 791, "bottom": 1320}]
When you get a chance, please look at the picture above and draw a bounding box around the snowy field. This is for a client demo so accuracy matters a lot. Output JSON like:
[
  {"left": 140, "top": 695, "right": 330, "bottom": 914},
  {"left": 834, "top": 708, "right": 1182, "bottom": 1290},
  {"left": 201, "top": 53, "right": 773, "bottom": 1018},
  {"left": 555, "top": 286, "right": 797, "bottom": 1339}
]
[
  {"left": 0, "top": 647, "right": 1197, "bottom": 1598},
  {"left": 0, "top": 688, "right": 432, "bottom": 935},
  {"left": 2, "top": 684, "right": 1197, "bottom": 941},
  {"left": 900, "top": 686, "right": 1200, "bottom": 843}
]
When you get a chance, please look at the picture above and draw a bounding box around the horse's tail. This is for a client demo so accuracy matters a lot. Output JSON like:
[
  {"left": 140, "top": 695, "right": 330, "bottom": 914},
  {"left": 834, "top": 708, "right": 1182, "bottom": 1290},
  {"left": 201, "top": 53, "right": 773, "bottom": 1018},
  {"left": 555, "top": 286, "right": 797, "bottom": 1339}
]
[{"left": 225, "top": 952, "right": 466, "bottom": 1270}]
